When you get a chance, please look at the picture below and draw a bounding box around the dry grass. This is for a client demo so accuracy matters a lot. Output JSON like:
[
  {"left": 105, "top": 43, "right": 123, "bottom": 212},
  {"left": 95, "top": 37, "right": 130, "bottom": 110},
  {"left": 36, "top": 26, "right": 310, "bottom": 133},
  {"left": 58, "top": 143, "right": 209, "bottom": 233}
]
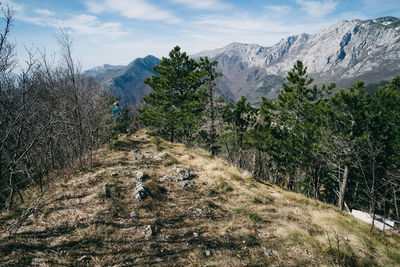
[{"left": 0, "top": 129, "right": 399, "bottom": 266}]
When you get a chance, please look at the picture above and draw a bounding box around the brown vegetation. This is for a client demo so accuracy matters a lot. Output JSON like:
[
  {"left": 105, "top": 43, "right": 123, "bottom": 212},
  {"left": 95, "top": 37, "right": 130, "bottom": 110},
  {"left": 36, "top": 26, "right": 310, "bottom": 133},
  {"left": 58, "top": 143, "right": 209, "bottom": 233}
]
[{"left": 1, "top": 130, "right": 399, "bottom": 266}]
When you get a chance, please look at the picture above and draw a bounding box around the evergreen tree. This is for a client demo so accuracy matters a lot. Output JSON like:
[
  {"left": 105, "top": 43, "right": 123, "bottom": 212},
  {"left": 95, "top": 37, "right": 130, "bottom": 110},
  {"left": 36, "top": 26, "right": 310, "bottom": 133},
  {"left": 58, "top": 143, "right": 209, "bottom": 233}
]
[
  {"left": 140, "top": 46, "right": 206, "bottom": 143},
  {"left": 222, "top": 96, "right": 257, "bottom": 168},
  {"left": 199, "top": 57, "right": 222, "bottom": 155},
  {"left": 275, "top": 60, "right": 334, "bottom": 191}
]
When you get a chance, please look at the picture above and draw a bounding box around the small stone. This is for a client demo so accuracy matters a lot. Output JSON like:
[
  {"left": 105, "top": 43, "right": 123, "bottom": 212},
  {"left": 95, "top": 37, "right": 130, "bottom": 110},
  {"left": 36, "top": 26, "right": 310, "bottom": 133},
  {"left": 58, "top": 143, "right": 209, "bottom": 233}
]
[
  {"left": 129, "top": 211, "right": 138, "bottom": 219},
  {"left": 262, "top": 247, "right": 272, "bottom": 257},
  {"left": 119, "top": 162, "right": 124, "bottom": 166},
  {"left": 124, "top": 171, "right": 132, "bottom": 176},
  {"left": 161, "top": 176, "right": 174, "bottom": 182},
  {"left": 193, "top": 232, "right": 199, "bottom": 237},
  {"left": 142, "top": 225, "right": 153, "bottom": 238},
  {"left": 180, "top": 181, "right": 189, "bottom": 187},
  {"left": 102, "top": 183, "right": 111, "bottom": 198},
  {"left": 172, "top": 166, "right": 196, "bottom": 180},
  {"left": 111, "top": 172, "right": 119, "bottom": 177},
  {"left": 204, "top": 250, "right": 211, "bottom": 257},
  {"left": 158, "top": 152, "right": 168, "bottom": 158},
  {"left": 134, "top": 153, "right": 145, "bottom": 160}
]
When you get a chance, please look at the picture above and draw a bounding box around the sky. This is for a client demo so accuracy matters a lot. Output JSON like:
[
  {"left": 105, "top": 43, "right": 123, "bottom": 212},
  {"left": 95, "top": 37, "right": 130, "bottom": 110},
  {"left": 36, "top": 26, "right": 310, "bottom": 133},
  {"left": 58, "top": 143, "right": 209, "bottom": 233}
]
[{"left": 4, "top": 0, "right": 400, "bottom": 70}]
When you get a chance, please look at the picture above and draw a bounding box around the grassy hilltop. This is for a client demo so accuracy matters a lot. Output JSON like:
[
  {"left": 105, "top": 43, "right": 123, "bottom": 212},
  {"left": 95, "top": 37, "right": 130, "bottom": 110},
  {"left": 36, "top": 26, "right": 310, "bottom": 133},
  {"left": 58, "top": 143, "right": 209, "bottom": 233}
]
[{"left": 1, "top": 129, "right": 399, "bottom": 266}]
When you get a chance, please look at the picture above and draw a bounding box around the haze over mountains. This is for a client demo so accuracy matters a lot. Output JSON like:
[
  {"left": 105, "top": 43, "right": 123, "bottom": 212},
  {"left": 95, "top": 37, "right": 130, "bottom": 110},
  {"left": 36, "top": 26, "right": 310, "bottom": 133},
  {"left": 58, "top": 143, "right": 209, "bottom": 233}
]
[{"left": 85, "top": 16, "right": 400, "bottom": 107}]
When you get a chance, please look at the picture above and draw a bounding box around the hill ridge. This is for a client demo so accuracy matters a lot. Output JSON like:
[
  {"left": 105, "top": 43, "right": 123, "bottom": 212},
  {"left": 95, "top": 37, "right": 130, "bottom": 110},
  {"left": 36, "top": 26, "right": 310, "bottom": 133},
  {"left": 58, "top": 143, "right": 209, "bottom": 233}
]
[{"left": 1, "top": 130, "right": 399, "bottom": 265}]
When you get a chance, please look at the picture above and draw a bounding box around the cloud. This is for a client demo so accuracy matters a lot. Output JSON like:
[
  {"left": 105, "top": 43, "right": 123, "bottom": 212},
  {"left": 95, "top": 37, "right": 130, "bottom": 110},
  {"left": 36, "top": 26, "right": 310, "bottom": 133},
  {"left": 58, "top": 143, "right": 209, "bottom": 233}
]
[
  {"left": 263, "top": 5, "right": 293, "bottom": 17},
  {"left": 85, "top": 0, "right": 181, "bottom": 23},
  {"left": 62, "top": 14, "right": 129, "bottom": 38},
  {"left": 33, "top": 8, "right": 54, "bottom": 16},
  {"left": 188, "top": 12, "right": 338, "bottom": 48},
  {"left": 11, "top": 2, "right": 129, "bottom": 39},
  {"left": 170, "top": 0, "right": 230, "bottom": 10},
  {"left": 296, "top": 0, "right": 337, "bottom": 18},
  {"left": 264, "top": 5, "right": 292, "bottom": 14}
]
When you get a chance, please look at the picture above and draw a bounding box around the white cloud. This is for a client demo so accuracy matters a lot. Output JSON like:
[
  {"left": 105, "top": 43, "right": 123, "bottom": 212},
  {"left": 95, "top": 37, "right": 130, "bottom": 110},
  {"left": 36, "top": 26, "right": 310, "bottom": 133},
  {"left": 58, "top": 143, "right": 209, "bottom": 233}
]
[
  {"left": 85, "top": 0, "right": 181, "bottom": 23},
  {"left": 33, "top": 8, "right": 54, "bottom": 16},
  {"left": 264, "top": 5, "right": 292, "bottom": 14},
  {"left": 187, "top": 12, "right": 337, "bottom": 48},
  {"left": 13, "top": 2, "right": 129, "bottom": 39},
  {"left": 170, "top": 0, "right": 230, "bottom": 10},
  {"left": 62, "top": 14, "right": 129, "bottom": 38},
  {"left": 296, "top": 0, "right": 338, "bottom": 18}
]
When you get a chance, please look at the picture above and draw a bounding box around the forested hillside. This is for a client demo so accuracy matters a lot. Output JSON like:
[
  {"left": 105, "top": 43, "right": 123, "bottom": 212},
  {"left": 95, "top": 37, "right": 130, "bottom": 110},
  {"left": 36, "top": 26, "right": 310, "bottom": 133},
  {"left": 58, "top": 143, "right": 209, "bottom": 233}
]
[{"left": 140, "top": 46, "right": 400, "bottom": 223}]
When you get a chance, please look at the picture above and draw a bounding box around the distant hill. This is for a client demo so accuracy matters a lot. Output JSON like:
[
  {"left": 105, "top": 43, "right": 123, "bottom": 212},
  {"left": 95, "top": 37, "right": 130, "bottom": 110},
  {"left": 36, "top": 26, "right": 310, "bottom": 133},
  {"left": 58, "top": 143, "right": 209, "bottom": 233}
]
[
  {"left": 1, "top": 130, "right": 399, "bottom": 265},
  {"left": 85, "top": 55, "right": 160, "bottom": 108},
  {"left": 86, "top": 16, "right": 400, "bottom": 106}
]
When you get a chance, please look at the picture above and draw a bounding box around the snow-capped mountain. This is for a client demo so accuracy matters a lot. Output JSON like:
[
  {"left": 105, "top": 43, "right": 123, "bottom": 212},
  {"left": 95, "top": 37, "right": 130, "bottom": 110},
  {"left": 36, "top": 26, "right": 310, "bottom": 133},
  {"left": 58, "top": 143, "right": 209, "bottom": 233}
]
[{"left": 86, "top": 16, "right": 400, "bottom": 106}]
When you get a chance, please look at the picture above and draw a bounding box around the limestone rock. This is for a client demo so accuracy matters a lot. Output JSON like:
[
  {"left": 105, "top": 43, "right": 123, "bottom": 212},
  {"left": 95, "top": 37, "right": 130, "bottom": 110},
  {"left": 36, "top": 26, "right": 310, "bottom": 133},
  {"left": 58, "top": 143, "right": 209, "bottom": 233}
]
[
  {"left": 142, "top": 225, "right": 153, "bottom": 238},
  {"left": 102, "top": 183, "right": 111, "bottom": 198},
  {"left": 129, "top": 211, "right": 138, "bottom": 219},
  {"left": 133, "top": 182, "right": 147, "bottom": 202},
  {"left": 133, "top": 152, "right": 145, "bottom": 160},
  {"left": 179, "top": 180, "right": 195, "bottom": 188},
  {"left": 135, "top": 171, "right": 148, "bottom": 182},
  {"left": 161, "top": 175, "right": 174, "bottom": 182},
  {"left": 262, "top": 247, "right": 272, "bottom": 257},
  {"left": 153, "top": 152, "right": 169, "bottom": 160},
  {"left": 172, "top": 166, "right": 196, "bottom": 181}
]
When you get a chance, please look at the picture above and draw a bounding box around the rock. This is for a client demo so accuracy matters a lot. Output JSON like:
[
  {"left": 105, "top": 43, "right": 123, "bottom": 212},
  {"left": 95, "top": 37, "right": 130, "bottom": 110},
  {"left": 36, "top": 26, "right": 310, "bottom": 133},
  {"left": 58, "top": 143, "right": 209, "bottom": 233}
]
[
  {"left": 111, "top": 172, "right": 119, "bottom": 177},
  {"left": 157, "top": 152, "right": 168, "bottom": 159},
  {"left": 193, "top": 232, "right": 199, "bottom": 237},
  {"left": 142, "top": 225, "right": 153, "bottom": 238},
  {"left": 124, "top": 171, "right": 132, "bottom": 176},
  {"left": 133, "top": 152, "right": 145, "bottom": 160},
  {"left": 172, "top": 166, "right": 196, "bottom": 180},
  {"left": 179, "top": 180, "right": 195, "bottom": 188},
  {"left": 102, "top": 183, "right": 111, "bottom": 198},
  {"left": 118, "top": 162, "right": 124, "bottom": 166},
  {"left": 204, "top": 250, "right": 212, "bottom": 257},
  {"left": 129, "top": 211, "right": 138, "bottom": 219},
  {"left": 136, "top": 171, "right": 148, "bottom": 182},
  {"left": 133, "top": 182, "right": 147, "bottom": 202},
  {"left": 77, "top": 255, "right": 91, "bottom": 262},
  {"left": 262, "top": 247, "right": 272, "bottom": 257},
  {"left": 161, "top": 175, "right": 174, "bottom": 182}
]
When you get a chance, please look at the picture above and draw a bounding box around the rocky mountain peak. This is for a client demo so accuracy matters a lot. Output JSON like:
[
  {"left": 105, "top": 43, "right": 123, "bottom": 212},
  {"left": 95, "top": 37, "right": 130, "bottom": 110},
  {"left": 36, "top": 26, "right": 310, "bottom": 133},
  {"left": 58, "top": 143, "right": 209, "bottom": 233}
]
[{"left": 86, "top": 16, "right": 399, "bottom": 106}]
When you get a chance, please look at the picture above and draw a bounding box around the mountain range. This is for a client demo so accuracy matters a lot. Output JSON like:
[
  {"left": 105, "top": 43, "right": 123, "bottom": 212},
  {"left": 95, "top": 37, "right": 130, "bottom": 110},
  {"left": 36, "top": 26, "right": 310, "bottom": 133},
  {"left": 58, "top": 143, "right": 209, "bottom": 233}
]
[{"left": 85, "top": 16, "right": 400, "bottom": 107}]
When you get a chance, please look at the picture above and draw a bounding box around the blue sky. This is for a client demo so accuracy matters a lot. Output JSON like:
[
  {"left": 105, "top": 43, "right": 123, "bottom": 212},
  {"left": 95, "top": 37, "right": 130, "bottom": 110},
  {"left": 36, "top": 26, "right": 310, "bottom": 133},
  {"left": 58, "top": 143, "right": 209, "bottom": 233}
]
[{"left": 5, "top": 0, "right": 400, "bottom": 70}]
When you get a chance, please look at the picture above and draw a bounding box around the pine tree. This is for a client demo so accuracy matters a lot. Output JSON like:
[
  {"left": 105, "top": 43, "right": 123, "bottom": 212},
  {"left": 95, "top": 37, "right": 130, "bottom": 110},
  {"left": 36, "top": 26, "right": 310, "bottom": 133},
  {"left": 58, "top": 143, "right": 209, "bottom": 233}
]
[
  {"left": 199, "top": 56, "right": 222, "bottom": 155},
  {"left": 140, "top": 46, "right": 206, "bottom": 143}
]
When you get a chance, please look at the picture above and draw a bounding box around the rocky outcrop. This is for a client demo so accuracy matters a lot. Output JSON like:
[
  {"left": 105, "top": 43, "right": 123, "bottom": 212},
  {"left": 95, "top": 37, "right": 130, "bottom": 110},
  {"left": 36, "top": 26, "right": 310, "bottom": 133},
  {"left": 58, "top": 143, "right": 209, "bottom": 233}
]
[
  {"left": 133, "top": 182, "right": 147, "bottom": 202},
  {"left": 172, "top": 166, "right": 196, "bottom": 181}
]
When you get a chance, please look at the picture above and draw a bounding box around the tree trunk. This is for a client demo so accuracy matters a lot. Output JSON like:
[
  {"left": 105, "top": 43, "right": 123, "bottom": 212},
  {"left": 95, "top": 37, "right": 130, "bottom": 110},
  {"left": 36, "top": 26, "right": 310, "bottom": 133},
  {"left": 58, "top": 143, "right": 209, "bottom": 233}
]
[
  {"left": 338, "top": 165, "right": 349, "bottom": 211},
  {"left": 209, "top": 85, "right": 216, "bottom": 155}
]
